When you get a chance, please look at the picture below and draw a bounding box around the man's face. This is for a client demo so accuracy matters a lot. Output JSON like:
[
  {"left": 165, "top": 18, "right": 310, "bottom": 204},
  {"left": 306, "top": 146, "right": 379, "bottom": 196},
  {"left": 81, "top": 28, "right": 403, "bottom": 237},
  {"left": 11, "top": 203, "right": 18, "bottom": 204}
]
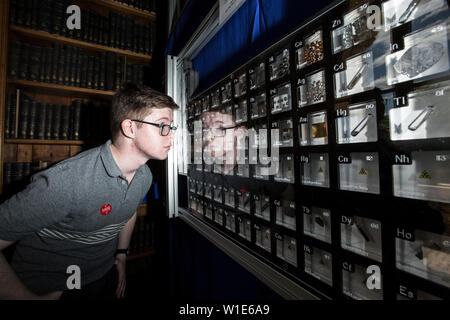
[
  {"left": 134, "top": 107, "right": 174, "bottom": 160},
  {"left": 202, "top": 111, "right": 237, "bottom": 165}
]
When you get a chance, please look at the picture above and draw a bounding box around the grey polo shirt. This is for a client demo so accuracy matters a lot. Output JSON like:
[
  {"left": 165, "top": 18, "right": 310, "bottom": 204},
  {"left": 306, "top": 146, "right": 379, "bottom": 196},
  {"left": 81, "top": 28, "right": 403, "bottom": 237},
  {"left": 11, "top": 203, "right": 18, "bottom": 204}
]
[{"left": 0, "top": 139, "right": 152, "bottom": 295}]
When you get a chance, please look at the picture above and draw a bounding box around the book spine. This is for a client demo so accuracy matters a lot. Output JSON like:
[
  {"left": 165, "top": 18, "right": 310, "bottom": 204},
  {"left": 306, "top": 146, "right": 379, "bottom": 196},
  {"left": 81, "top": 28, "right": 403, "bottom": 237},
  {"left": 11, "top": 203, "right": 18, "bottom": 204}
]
[
  {"left": 114, "top": 14, "right": 121, "bottom": 48},
  {"left": 109, "top": 12, "right": 115, "bottom": 48},
  {"left": 75, "top": 10, "right": 83, "bottom": 40},
  {"left": 77, "top": 49, "right": 84, "bottom": 87},
  {"left": 138, "top": 25, "right": 144, "bottom": 54},
  {"left": 36, "top": 103, "right": 47, "bottom": 140},
  {"left": 88, "top": 11, "right": 94, "bottom": 43},
  {"left": 94, "top": 12, "right": 101, "bottom": 44},
  {"left": 125, "top": 61, "right": 131, "bottom": 82},
  {"left": 37, "top": 0, "right": 51, "bottom": 33},
  {"left": 82, "top": 10, "right": 90, "bottom": 43},
  {"left": 3, "top": 163, "right": 12, "bottom": 186},
  {"left": 150, "top": 22, "right": 156, "bottom": 55},
  {"left": 15, "top": 0, "right": 26, "bottom": 27},
  {"left": 30, "top": 0, "right": 39, "bottom": 30},
  {"left": 60, "top": 105, "right": 70, "bottom": 140},
  {"left": 4, "top": 92, "right": 11, "bottom": 139},
  {"left": 24, "top": 0, "right": 32, "bottom": 29},
  {"left": 120, "top": 16, "right": 128, "bottom": 50},
  {"left": 132, "top": 23, "right": 139, "bottom": 53},
  {"left": 9, "top": 93, "right": 18, "bottom": 139},
  {"left": 8, "top": 41, "right": 21, "bottom": 79},
  {"left": 18, "top": 97, "right": 30, "bottom": 139},
  {"left": 87, "top": 56, "right": 94, "bottom": 89},
  {"left": 29, "top": 46, "right": 42, "bottom": 82},
  {"left": 51, "top": 104, "right": 61, "bottom": 140},
  {"left": 81, "top": 54, "right": 88, "bottom": 88},
  {"left": 9, "top": 0, "right": 18, "bottom": 25},
  {"left": 56, "top": 46, "right": 65, "bottom": 85},
  {"left": 115, "top": 56, "right": 125, "bottom": 90},
  {"left": 105, "top": 52, "right": 116, "bottom": 91},
  {"left": 70, "top": 47, "right": 78, "bottom": 87},
  {"left": 52, "top": 1, "right": 65, "bottom": 35},
  {"left": 72, "top": 100, "right": 82, "bottom": 140},
  {"left": 93, "top": 57, "right": 100, "bottom": 90},
  {"left": 39, "top": 47, "right": 47, "bottom": 83},
  {"left": 98, "top": 15, "right": 104, "bottom": 46},
  {"left": 64, "top": 46, "right": 72, "bottom": 86},
  {"left": 144, "top": 26, "right": 150, "bottom": 56},
  {"left": 18, "top": 43, "right": 30, "bottom": 80},
  {"left": 102, "top": 16, "right": 109, "bottom": 47},
  {"left": 45, "top": 104, "right": 53, "bottom": 140},
  {"left": 28, "top": 100, "right": 37, "bottom": 139},
  {"left": 100, "top": 53, "right": 106, "bottom": 91}
]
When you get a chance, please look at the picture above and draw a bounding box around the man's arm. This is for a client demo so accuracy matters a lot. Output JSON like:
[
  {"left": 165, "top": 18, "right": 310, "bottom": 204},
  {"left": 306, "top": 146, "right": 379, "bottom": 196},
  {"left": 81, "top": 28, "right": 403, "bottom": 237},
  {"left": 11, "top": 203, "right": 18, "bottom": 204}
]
[
  {"left": 114, "top": 211, "right": 137, "bottom": 298},
  {"left": 0, "top": 239, "right": 34, "bottom": 299},
  {"left": 117, "top": 211, "right": 137, "bottom": 251},
  {"left": 0, "top": 239, "right": 61, "bottom": 300}
]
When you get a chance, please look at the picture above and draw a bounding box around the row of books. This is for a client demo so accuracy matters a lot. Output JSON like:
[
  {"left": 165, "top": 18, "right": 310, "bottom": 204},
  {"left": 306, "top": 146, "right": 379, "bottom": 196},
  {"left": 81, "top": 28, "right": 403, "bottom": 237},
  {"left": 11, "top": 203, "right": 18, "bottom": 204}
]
[
  {"left": 3, "top": 161, "right": 51, "bottom": 187},
  {"left": 130, "top": 216, "right": 155, "bottom": 255},
  {"left": 8, "top": 41, "right": 144, "bottom": 91},
  {"left": 9, "top": 0, "right": 155, "bottom": 55},
  {"left": 4, "top": 91, "right": 111, "bottom": 141},
  {"left": 113, "top": 0, "right": 157, "bottom": 12}
]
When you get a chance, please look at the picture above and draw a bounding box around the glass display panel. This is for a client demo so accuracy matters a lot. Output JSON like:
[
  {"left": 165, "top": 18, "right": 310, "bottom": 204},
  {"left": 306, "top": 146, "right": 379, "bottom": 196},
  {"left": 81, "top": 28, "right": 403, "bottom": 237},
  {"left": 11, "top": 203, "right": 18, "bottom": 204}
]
[
  {"left": 303, "top": 206, "right": 332, "bottom": 243},
  {"left": 304, "top": 245, "right": 333, "bottom": 286}
]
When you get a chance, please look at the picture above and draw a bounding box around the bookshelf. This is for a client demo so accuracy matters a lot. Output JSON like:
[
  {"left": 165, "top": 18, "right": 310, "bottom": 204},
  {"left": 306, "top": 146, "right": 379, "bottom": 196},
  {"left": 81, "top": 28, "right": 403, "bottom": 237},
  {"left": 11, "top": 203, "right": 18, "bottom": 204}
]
[
  {"left": 92, "top": 0, "right": 157, "bottom": 22},
  {"left": 9, "top": 25, "right": 152, "bottom": 64},
  {"left": 5, "top": 139, "right": 85, "bottom": 145},
  {"left": 0, "top": 0, "right": 158, "bottom": 261},
  {"left": 8, "top": 78, "right": 115, "bottom": 99}
]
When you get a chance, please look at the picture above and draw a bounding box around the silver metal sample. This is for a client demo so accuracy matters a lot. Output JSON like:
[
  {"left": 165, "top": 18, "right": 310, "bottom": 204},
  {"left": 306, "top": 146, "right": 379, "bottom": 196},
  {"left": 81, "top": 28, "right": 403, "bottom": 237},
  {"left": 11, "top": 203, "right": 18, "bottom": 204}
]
[
  {"left": 407, "top": 106, "right": 434, "bottom": 131},
  {"left": 351, "top": 113, "right": 373, "bottom": 137},
  {"left": 398, "top": 0, "right": 422, "bottom": 24},
  {"left": 394, "top": 42, "right": 445, "bottom": 78},
  {"left": 347, "top": 63, "right": 367, "bottom": 90}
]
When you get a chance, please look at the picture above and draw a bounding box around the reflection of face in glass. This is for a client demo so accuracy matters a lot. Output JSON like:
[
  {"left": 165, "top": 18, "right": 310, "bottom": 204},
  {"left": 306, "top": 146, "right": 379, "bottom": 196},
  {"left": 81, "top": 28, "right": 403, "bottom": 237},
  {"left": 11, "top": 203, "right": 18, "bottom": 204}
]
[{"left": 202, "top": 111, "right": 245, "bottom": 174}]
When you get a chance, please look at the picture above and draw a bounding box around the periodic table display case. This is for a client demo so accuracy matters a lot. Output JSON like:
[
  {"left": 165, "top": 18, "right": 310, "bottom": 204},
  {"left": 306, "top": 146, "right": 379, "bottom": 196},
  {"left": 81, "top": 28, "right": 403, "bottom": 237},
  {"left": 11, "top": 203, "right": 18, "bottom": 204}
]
[{"left": 183, "top": 0, "right": 450, "bottom": 300}]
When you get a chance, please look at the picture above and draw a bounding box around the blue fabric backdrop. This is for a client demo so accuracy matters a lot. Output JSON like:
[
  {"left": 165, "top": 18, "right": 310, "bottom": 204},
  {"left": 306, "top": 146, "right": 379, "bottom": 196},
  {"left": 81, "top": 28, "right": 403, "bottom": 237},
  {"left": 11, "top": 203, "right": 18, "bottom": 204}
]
[{"left": 190, "top": 0, "right": 336, "bottom": 94}]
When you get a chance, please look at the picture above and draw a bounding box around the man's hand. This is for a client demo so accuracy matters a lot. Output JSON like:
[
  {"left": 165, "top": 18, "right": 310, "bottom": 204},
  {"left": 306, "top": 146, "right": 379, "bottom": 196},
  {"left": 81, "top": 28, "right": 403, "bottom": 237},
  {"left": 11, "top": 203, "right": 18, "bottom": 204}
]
[{"left": 115, "top": 255, "right": 126, "bottom": 299}]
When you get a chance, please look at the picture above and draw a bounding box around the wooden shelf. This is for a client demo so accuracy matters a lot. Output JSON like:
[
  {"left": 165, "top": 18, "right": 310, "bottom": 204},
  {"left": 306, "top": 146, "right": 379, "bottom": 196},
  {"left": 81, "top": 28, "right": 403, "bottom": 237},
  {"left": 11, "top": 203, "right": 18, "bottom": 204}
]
[
  {"left": 127, "top": 248, "right": 156, "bottom": 261},
  {"left": 7, "top": 78, "right": 115, "bottom": 99},
  {"left": 10, "top": 25, "right": 152, "bottom": 64},
  {"left": 5, "top": 139, "right": 86, "bottom": 145},
  {"left": 94, "top": 0, "right": 157, "bottom": 22}
]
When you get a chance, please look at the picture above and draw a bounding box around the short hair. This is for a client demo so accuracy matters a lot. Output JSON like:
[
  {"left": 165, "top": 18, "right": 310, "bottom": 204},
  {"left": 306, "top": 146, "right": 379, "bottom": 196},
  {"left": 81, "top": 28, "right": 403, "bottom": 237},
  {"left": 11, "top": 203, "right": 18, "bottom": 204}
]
[{"left": 110, "top": 83, "right": 179, "bottom": 142}]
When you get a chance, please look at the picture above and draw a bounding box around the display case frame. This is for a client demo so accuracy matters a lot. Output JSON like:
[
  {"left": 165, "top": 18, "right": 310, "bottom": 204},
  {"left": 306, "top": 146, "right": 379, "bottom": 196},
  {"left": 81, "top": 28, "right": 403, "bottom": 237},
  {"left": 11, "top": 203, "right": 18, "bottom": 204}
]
[{"left": 173, "top": 0, "right": 450, "bottom": 300}]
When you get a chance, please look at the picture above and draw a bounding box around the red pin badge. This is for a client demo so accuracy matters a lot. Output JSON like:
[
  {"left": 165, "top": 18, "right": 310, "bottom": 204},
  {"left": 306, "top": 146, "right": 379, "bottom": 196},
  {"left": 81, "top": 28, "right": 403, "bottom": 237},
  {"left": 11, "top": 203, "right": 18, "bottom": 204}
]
[{"left": 100, "top": 204, "right": 112, "bottom": 216}]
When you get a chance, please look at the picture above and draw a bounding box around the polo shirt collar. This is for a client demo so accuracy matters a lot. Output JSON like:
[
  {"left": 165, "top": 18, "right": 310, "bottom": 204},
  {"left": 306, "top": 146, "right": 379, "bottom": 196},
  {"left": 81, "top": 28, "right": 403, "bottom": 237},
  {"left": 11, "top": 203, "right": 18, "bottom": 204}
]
[
  {"left": 100, "top": 140, "right": 146, "bottom": 179},
  {"left": 101, "top": 140, "right": 124, "bottom": 178}
]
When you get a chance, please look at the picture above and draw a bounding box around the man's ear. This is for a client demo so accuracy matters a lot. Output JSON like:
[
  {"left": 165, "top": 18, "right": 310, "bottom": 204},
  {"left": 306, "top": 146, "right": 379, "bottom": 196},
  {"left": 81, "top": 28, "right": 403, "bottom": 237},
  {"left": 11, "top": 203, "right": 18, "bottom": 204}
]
[{"left": 121, "top": 119, "right": 135, "bottom": 138}]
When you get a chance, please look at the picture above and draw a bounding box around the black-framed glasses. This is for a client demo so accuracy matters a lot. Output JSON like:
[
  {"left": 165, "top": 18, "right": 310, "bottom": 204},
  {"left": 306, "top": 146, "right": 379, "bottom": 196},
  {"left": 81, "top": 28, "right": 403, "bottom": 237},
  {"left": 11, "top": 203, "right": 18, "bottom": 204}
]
[
  {"left": 131, "top": 119, "right": 177, "bottom": 136},
  {"left": 203, "top": 124, "right": 240, "bottom": 137}
]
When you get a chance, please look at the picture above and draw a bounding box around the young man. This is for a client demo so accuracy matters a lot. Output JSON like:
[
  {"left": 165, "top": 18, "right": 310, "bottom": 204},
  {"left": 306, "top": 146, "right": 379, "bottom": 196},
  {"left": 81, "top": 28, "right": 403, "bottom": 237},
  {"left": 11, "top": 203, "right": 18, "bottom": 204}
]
[{"left": 0, "top": 83, "right": 178, "bottom": 300}]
